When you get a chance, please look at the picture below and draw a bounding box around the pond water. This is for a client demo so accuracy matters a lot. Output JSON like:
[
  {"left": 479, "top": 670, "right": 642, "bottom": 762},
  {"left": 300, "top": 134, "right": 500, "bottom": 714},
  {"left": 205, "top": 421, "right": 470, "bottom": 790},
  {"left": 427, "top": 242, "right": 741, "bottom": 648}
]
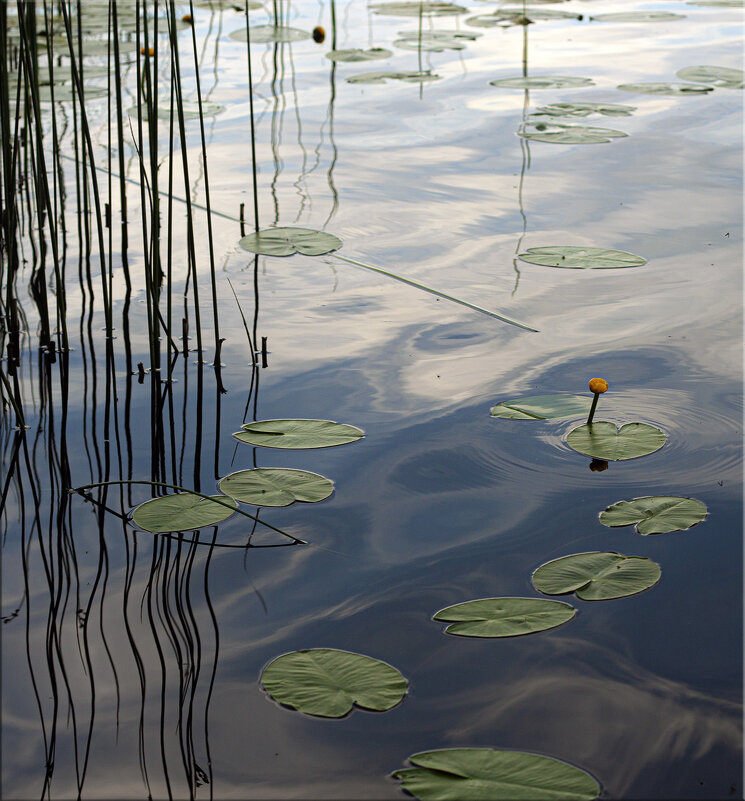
[{"left": 1, "top": 0, "right": 742, "bottom": 798}]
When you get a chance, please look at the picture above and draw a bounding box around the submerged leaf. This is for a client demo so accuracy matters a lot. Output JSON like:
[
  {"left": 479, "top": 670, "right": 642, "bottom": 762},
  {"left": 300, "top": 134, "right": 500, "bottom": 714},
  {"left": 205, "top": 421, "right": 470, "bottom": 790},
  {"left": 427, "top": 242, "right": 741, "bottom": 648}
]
[
  {"left": 326, "top": 47, "right": 392, "bottom": 62},
  {"left": 132, "top": 493, "right": 237, "bottom": 533},
  {"left": 394, "top": 30, "right": 481, "bottom": 51},
  {"left": 532, "top": 551, "right": 661, "bottom": 600},
  {"left": 238, "top": 227, "right": 342, "bottom": 256},
  {"left": 676, "top": 65, "right": 744, "bottom": 88},
  {"left": 566, "top": 422, "right": 666, "bottom": 460},
  {"left": 518, "top": 246, "right": 646, "bottom": 269},
  {"left": 490, "top": 75, "right": 595, "bottom": 89},
  {"left": 218, "top": 468, "right": 334, "bottom": 507},
  {"left": 531, "top": 102, "right": 636, "bottom": 118},
  {"left": 369, "top": 1, "right": 468, "bottom": 16},
  {"left": 617, "top": 82, "right": 713, "bottom": 95},
  {"left": 590, "top": 11, "right": 685, "bottom": 21},
  {"left": 234, "top": 418, "right": 364, "bottom": 449},
  {"left": 519, "top": 122, "right": 627, "bottom": 144},
  {"left": 433, "top": 597, "right": 576, "bottom": 637},
  {"left": 229, "top": 25, "right": 311, "bottom": 43},
  {"left": 393, "top": 748, "right": 600, "bottom": 800},
  {"left": 490, "top": 394, "right": 591, "bottom": 420},
  {"left": 599, "top": 496, "right": 708, "bottom": 535},
  {"left": 261, "top": 649, "right": 407, "bottom": 717},
  {"left": 346, "top": 70, "right": 441, "bottom": 84}
]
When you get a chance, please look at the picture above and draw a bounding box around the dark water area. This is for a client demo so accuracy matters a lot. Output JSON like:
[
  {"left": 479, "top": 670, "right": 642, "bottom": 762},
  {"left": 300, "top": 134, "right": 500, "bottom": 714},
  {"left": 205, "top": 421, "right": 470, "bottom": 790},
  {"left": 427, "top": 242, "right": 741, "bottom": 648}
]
[{"left": 1, "top": 0, "right": 742, "bottom": 799}]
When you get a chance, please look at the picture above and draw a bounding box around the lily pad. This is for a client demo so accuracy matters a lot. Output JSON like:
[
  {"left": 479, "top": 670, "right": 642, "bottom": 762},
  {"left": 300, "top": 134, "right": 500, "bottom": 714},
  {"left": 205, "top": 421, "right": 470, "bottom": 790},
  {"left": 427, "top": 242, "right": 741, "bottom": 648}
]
[
  {"left": 490, "top": 394, "right": 592, "bottom": 420},
  {"left": 676, "top": 65, "right": 744, "bottom": 88},
  {"left": 233, "top": 418, "right": 364, "bottom": 449},
  {"left": 132, "top": 493, "right": 237, "bottom": 533},
  {"left": 394, "top": 30, "right": 481, "bottom": 51},
  {"left": 238, "top": 227, "right": 342, "bottom": 256},
  {"left": 38, "top": 85, "right": 109, "bottom": 102},
  {"left": 260, "top": 649, "right": 407, "bottom": 717},
  {"left": 518, "top": 246, "right": 646, "bottom": 269},
  {"left": 532, "top": 551, "right": 661, "bottom": 600},
  {"left": 229, "top": 25, "right": 311, "bottom": 43},
  {"left": 347, "top": 70, "right": 441, "bottom": 84},
  {"left": 617, "top": 82, "right": 713, "bottom": 95},
  {"left": 433, "top": 597, "right": 576, "bottom": 637},
  {"left": 531, "top": 102, "right": 636, "bottom": 118},
  {"left": 566, "top": 422, "right": 666, "bottom": 461},
  {"left": 599, "top": 496, "right": 708, "bottom": 535},
  {"left": 218, "top": 468, "right": 334, "bottom": 507},
  {"left": 519, "top": 122, "right": 627, "bottom": 144},
  {"left": 369, "top": 1, "right": 468, "bottom": 16},
  {"left": 393, "top": 748, "right": 600, "bottom": 800},
  {"left": 687, "top": 0, "right": 743, "bottom": 5},
  {"left": 326, "top": 47, "right": 392, "bottom": 62},
  {"left": 128, "top": 101, "right": 225, "bottom": 121},
  {"left": 490, "top": 76, "right": 595, "bottom": 90},
  {"left": 590, "top": 11, "right": 685, "bottom": 21},
  {"left": 467, "top": 8, "right": 581, "bottom": 25}
]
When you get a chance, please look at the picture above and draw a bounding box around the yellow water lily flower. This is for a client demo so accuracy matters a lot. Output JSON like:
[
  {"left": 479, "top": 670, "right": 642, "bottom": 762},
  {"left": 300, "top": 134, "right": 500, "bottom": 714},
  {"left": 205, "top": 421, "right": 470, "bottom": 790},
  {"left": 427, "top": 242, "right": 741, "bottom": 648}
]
[{"left": 588, "top": 377, "right": 608, "bottom": 394}]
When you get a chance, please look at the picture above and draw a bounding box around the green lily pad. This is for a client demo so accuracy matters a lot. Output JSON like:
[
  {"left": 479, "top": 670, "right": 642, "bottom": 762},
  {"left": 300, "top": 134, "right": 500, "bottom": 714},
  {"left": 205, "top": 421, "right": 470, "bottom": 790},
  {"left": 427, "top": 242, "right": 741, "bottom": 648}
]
[
  {"left": 532, "top": 551, "right": 661, "bottom": 600},
  {"left": 132, "top": 493, "right": 237, "bottom": 533},
  {"left": 38, "top": 84, "right": 109, "bottom": 102},
  {"left": 260, "top": 649, "right": 408, "bottom": 717},
  {"left": 128, "top": 101, "right": 225, "bottom": 121},
  {"left": 467, "top": 8, "right": 581, "bottom": 26},
  {"left": 233, "top": 418, "right": 364, "bottom": 449},
  {"left": 393, "top": 30, "right": 481, "bottom": 51},
  {"left": 326, "top": 47, "right": 392, "bottom": 62},
  {"left": 393, "top": 748, "right": 600, "bottom": 800},
  {"left": 433, "top": 597, "right": 576, "bottom": 637},
  {"left": 599, "top": 496, "right": 708, "bottom": 535},
  {"left": 617, "top": 82, "right": 713, "bottom": 95},
  {"left": 238, "top": 227, "right": 342, "bottom": 256},
  {"left": 346, "top": 70, "right": 441, "bottom": 84},
  {"left": 490, "top": 76, "right": 595, "bottom": 90},
  {"left": 518, "top": 246, "right": 646, "bottom": 269},
  {"left": 676, "top": 65, "right": 744, "bottom": 88},
  {"left": 519, "top": 122, "right": 627, "bottom": 144},
  {"left": 531, "top": 102, "right": 636, "bottom": 118},
  {"left": 229, "top": 25, "right": 311, "bottom": 43},
  {"left": 490, "top": 394, "right": 592, "bottom": 420},
  {"left": 590, "top": 11, "right": 685, "bottom": 21},
  {"left": 369, "top": 1, "right": 468, "bottom": 16},
  {"left": 218, "top": 468, "right": 334, "bottom": 507},
  {"left": 566, "top": 422, "right": 666, "bottom": 461}
]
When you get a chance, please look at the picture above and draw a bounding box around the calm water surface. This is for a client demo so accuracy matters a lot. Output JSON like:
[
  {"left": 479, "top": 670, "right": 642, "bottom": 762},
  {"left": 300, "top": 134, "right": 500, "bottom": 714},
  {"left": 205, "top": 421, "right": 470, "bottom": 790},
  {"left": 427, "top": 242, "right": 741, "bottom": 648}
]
[{"left": 1, "top": 0, "right": 742, "bottom": 798}]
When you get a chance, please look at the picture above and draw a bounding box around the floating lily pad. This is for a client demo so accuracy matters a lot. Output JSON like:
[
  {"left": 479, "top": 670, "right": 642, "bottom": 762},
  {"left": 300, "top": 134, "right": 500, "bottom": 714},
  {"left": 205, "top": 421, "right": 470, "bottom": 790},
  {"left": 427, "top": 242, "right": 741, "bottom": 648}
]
[
  {"left": 347, "top": 70, "right": 441, "bottom": 84},
  {"left": 326, "top": 47, "right": 392, "bottom": 62},
  {"left": 518, "top": 246, "right": 646, "bottom": 269},
  {"left": 132, "top": 493, "right": 237, "bottom": 533},
  {"left": 195, "top": 0, "right": 262, "bottom": 6},
  {"left": 238, "top": 227, "right": 342, "bottom": 256},
  {"left": 490, "top": 75, "right": 595, "bottom": 89},
  {"left": 234, "top": 418, "right": 364, "bottom": 449},
  {"left": 369, "top": 1, "right": 468, "bottom": 16},
  {"left": 617, "top": 82, "right": 713, "bottom": 95},
  {"left": 218, "top": 468, "right": 334, "bottom": 507},
  {"left": 261, "top": 649, "right": 407, "bottom": 717},
  {"left": 687, "top": 0, "right": 743, "bottom": 5},
  {"left": 599, "top": 496, "right": 708, "bottom": 535},
  {"left": 519, "top": 122, "right": 627, "bottom": 144},
  {"left": 394, "top": 30, "right": 481, "bottom": 51},
  {"left": 433, "top": 597, "right": 576, "bottom": 637},
  {"left": 676, "top": 65, "right": 744, "bottom": 88},
  {"left": 531, "top": 102, "right": 636, "bottom": 118},
  {"left": 38, "top": 84, "right": 109, "bottom": 102},
  {"left": 532, "top": 551, "right": 661, "bottom": 600},
  {"left": 393, "top": 748, "right": 601, "bottom": 800},
  {"left": 467, "top": 8, "right": 581, "bottom": 25},
  {"left": 567, "top": 422, "right": 666, "bottom": 461},
  {"left": 590, "top": 11, "right": 685, "bottom": 21},
  {"left": 229, "top": 25, "right": 311, "bottom": 43},
  {"left": 490, "top": 394, "right": 592, "bottom": 420},
  {"left": 128, "top": 101, "right": 225, "bottom": 121}
]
